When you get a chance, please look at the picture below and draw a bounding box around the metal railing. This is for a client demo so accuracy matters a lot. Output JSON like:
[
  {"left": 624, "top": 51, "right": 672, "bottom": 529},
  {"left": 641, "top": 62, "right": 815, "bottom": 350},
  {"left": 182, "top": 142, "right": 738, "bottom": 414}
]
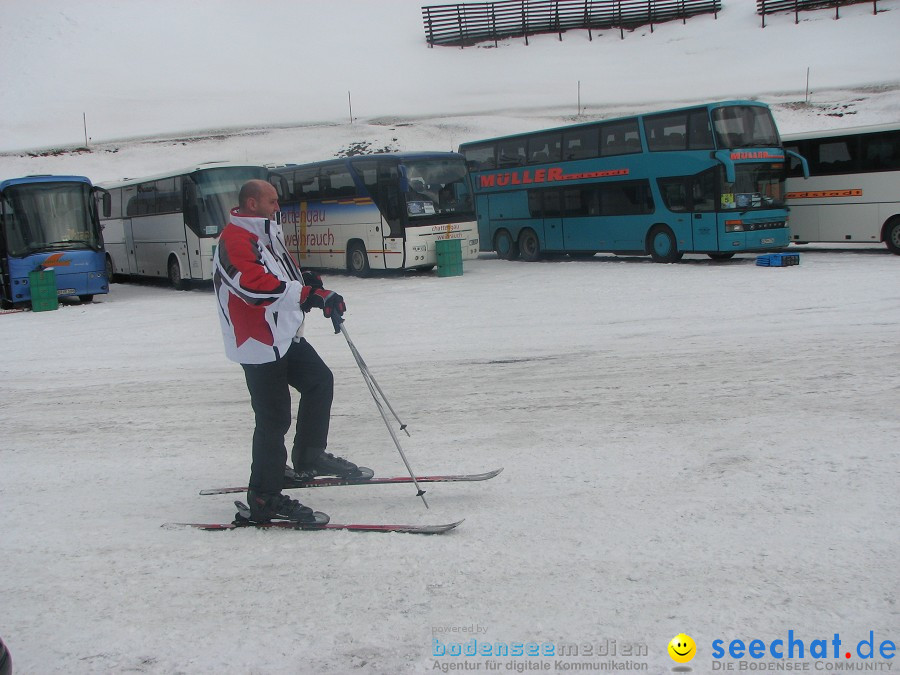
[
  {"left": 422, "top": 0, "right": 722, "bottom": 47},
  {"left": 757, "top": 0, "right": 880, "bottom": 27}
]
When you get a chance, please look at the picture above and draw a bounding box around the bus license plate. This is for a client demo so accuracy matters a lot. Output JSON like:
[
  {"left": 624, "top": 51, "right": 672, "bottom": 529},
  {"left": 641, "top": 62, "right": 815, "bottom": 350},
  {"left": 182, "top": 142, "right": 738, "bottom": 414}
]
[
  {"left": 761, "top": 238, "right": 775, "bottom": 244},
  {"left": 57, "top": 288, "right": 75, "bottom": 295}
]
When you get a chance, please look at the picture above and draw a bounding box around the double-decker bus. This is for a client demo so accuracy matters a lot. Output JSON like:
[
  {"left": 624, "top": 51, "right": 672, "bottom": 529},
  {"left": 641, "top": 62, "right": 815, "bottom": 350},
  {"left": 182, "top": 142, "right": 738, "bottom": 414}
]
[
  {"left": 99, "top": 163, "right": 268, "bottom": 288},
  {"left": 267, "top": 152, "right": 478, "bottom": 275},
  {"left": 460, "top": 101, "right": 806, "bottom": 262},
  {"left": 1, "top": 175, "right": 108, "bottom": 307},
  {"left": 782, "top": 123, "right": 900, "bottom": 254}
]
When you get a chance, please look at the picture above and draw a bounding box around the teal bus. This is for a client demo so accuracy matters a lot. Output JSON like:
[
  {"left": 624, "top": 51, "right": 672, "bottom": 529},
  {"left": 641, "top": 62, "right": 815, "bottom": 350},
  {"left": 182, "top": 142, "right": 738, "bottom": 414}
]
[{"left": 459, "top": 100, "right": 807, "bottom": 262}]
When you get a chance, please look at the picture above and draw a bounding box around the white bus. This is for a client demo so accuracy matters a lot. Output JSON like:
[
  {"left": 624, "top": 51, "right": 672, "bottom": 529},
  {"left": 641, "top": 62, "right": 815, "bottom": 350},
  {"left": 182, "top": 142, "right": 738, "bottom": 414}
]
[
  {"left": 783, "top": 124, "right": 900, "bottom": 254},
  {"left": 267, "top": 152, "right": 478, "bottom": 275},
  {"left": 99, "top": 163, "right": 268, "bottom": 288}
]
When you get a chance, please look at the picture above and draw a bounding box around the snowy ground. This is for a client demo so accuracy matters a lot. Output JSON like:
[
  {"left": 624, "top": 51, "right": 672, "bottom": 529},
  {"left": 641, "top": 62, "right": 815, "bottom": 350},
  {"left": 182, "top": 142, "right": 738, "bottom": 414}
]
[
  {"left": 1, "top": 0, "right": 899, "bottom": 673},
  {"left": 1, "top": 248, "right": 898, "bottom": 673}
]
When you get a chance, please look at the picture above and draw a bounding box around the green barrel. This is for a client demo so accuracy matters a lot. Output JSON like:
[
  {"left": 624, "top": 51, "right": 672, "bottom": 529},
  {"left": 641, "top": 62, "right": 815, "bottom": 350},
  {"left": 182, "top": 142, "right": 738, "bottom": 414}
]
[
  {"left": 28, "top": 269, "right": 59, "bottom": 312},
  {"left": 435, "top": 238, "right": 463, "bottom": 277}
]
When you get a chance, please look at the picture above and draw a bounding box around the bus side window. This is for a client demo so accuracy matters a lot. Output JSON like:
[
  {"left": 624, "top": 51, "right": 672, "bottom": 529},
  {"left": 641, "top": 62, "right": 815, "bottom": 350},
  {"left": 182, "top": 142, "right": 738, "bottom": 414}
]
[
  {"left": 463, "top": 144, "right": 496, "bottom": 171},
  {"left": 691, "top": 169, "right": 717, "bottom": 212},
  {"left": 657, "top": 177, "right": 689, "bottom": 212},
  {"left": 497, "top": 139, "right": 526, "bottom": 168},
  {"left": 687, "top": 109, "right": 714, "bottom": 150},
  {"left": 562, "top": 126, "right": 599, "bottom": 161},
  {"left": 816, "top": 138, "right": 855, "bottom": 175},
  {"left": 527, "top": 133, "right": 562, "bottom": 164},
  {"left": 293, "top": 168, "right": 320, "bottom": 202},
  {"left": 861, "top": 131, "right": 900, "bottom": 171},
  {"left": 601, "top": 119, "right": 640, "bottom": 156}
]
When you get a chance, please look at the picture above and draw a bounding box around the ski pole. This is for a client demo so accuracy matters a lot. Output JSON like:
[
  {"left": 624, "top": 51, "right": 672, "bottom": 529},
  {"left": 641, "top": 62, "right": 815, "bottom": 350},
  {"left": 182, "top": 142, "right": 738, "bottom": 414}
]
[{"left": 334, "top": 316, "right": 428, "bottom": 508}]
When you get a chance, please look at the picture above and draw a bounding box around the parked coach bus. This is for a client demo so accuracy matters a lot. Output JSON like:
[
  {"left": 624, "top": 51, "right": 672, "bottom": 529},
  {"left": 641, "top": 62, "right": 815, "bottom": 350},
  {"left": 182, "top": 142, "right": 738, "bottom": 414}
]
[
  {"left": 268, "top": 152, "right": 478, "bottom": 275},
  {"left": 1, "top": 175, "right": 108, "bottom": 307},
  {"left": 783, "top": 124, "right": 900, "bottom": 254},
  {"left": 99, "top": 163, "right": 268, "bottom": 288},
  {"left": 460, "top": 101, "right": 807, "bottom": 262}
]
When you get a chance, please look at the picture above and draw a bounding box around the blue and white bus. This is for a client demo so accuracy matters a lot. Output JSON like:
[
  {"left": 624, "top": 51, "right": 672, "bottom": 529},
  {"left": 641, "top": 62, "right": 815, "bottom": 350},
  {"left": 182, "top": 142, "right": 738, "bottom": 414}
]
[
  {"left": 459, "top": 101, "right": 807, "bottom": 262},
  {"left": 268, "top": 152, "right": 478, "bottom": 275},
  {"left": 0, "top": 175, "right": 109, "bottom": 307}
]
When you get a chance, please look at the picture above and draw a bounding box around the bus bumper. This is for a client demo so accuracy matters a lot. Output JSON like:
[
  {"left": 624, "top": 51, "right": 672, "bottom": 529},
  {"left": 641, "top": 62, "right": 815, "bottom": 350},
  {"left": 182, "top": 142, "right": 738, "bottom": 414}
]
[
  {"left": 9, "top": 270, "right": 109, "bottom": 302},
  {"left": 720, "top": 222, "right": 790, "bottom": 251}
]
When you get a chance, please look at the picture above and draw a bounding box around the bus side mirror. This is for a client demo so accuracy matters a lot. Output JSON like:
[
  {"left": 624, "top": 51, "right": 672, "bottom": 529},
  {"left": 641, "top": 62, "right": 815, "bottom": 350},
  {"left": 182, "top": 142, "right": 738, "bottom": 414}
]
[
  {"left": 92, "top": 187, "right": 111, "bottom": 218},
  {"left": 712, "top": 151, "right": 736, "bottom": 183},
  {"left": 785, "top": 149, "right": 810, "bottom": 179}
]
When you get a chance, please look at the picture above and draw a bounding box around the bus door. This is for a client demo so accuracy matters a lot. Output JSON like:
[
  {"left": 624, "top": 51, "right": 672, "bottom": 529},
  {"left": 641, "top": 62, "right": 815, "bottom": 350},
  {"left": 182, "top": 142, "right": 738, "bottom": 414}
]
[
  {"left": 542, "top": 190, "right": 565, "bottom": 251},
  {"left": 690, "top": 169, "right": 718, "bottom": 251},
  {"left": 122, "top": 185, "right": 139, "bottom": 274},
  {"left": 475, "top": 194, "right": 491, "bottom": 250}
]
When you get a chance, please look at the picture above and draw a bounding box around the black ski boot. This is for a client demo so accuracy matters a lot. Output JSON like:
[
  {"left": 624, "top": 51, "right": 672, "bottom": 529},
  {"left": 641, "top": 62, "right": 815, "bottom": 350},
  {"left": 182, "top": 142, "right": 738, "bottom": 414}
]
[
  {"left": 245, "top": 490, "right": 317, "bottom": 524},
  {"left": 295, "top": 450, "right": 367, "bottom": 479},
  {"left": 284, "top": 465, "right": 316, "bottom": 488}
]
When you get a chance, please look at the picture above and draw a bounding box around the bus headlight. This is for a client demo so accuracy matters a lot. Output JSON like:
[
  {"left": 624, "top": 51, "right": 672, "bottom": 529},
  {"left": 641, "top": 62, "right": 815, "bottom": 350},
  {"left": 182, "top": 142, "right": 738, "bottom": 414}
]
[{"left": 725, "top": 220, "right": 744, "bottom": 232}]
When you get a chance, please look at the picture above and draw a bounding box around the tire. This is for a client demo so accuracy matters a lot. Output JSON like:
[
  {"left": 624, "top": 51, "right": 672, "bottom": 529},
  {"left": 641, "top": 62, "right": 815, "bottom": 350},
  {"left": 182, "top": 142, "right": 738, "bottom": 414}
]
[
  {"left": 707, "top": 252, "right": 735, "bottom": 261},
  {"left": 884, "top": 217, "right": 900, "bottom": 255},
  {"left": 168, "top": 256, "right": 186, "bottom": 290},
  {"left": 647, "top": 226, "right": 683, "bottom": 263},
  {"left": 78, "top": 295, "right": 94, "bottom": 303},
  {"left": 105, "top": 254, "right": 116, "bottom": 283},
  {"left": 518, "top": 228, "right": 542, "bottom": 262},
  {"left": 347, "top": 241, "right": 371, "bottom": 277},
  {"left": 494, "top": 229, "right": 519, "bottom": 261}
]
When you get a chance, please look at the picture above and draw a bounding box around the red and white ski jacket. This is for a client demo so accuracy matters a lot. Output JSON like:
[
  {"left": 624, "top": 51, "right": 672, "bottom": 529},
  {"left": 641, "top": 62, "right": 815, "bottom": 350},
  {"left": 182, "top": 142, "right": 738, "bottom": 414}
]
[{"left": 213, "top": 209, "right": 305, "bottom": 364}]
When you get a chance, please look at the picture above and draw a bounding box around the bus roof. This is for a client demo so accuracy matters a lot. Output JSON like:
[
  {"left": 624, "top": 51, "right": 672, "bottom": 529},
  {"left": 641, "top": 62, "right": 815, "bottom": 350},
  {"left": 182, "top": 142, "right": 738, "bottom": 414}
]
[
  {"left": 781, "top": 122, "right": 900, "bottom": 142},
  {"left": 268, "top": 151, "right": 466, "bottom": 173},
  {"left": 0, "top": 175, "right": 94, "bottom": 191},
  {"left": 97, "top": 161, "right": 266, "bottom": 189},
  {"left": 457, "top": 99, "right": 771, "bottom": 148}
]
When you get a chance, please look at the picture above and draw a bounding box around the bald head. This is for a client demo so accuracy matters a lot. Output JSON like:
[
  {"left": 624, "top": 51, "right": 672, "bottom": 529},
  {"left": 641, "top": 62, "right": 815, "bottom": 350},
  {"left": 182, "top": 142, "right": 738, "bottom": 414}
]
[{"left": 238, "top": 179, "right": 279, "bottom": 218}]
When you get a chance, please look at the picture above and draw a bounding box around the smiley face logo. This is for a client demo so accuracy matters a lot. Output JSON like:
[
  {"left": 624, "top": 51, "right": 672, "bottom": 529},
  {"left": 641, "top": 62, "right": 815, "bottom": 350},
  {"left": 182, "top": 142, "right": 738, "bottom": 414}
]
[{"left": 668, "top": 634, "right": 696, "bottom": 663}]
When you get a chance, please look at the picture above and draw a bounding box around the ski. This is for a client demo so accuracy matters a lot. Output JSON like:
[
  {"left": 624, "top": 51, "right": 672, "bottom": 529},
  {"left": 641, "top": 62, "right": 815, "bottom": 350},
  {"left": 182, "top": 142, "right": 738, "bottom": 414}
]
[
  {"left": 163, "top": 519, "right": 463, "bottom": 534},
  {"left": 163, "top": 516, "right": 464, "bottom": 534},
  {"left": 199, "top": 467, "right": 503, "bottom": 496}
]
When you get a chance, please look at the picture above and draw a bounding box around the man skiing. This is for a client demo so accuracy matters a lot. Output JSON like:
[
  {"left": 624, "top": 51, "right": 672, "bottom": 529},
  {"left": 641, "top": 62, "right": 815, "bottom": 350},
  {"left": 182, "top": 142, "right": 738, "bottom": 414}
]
[{"left": 213, "top": 179, "right": 362, "bottom": 523}]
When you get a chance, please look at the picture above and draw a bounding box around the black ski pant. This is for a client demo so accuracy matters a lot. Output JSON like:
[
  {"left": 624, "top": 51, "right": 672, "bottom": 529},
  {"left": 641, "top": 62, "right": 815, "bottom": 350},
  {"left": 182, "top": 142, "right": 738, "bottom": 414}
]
[{"left": 241, "top": 338, "right": 334, "bottom": 495}]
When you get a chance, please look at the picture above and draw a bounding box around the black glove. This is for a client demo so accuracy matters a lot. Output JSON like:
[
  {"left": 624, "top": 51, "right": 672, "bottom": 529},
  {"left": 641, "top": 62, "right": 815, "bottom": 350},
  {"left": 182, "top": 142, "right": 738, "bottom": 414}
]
[
  {"left": 300, "top": 286, "right": 346, "bottom": 319},
  {"left": 301, "top": 270, "right": 323, "bottom": 289}
]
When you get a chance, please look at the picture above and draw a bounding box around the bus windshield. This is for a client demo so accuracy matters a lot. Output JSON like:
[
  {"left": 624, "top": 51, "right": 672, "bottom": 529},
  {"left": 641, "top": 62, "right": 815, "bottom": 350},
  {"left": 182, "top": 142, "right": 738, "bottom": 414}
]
[
  {"left": 1, "top": 181, "right": 101, "bottom": 257},
  {"left": 403, "top": 157, "right": 473, "bottom": 219},
  {"left": 724, "top": 163, "right": 786, "bottom": 210},
  {"left": 712, "top": 105, "right": 780, "bottom": 149},
  {"left": 189, "top": 166, "right": 268, "bottom": 236}
]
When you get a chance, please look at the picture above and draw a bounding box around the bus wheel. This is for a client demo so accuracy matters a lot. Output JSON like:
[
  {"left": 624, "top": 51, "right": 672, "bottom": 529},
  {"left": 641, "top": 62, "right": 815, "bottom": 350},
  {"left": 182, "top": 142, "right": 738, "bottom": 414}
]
[
  {"left": 707, "top": 252, "right": 735, "bottom": 261},
  {"left": 884, "top": 217, "right": 900, "bottom": 255},
  {"left": 518, "top": 228, "right": 542, "bottom": 262},
  {"left": 105, "top": 255, "right": 116, "bottom": 283},
  {"left": 168, "top": 256, "right": 187, "bottom": 290},
  {"left": 494, "top": 229, "right": 519, "bottom": 261},
  {"left": 347, "top": 241, "right": 371, "bottom": 277},
  {"left": 647, "top": 226, "right": 682, "bottom": 263},
  {"left": 78, "top": 295, "right": 94, "bottom": 303}
]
